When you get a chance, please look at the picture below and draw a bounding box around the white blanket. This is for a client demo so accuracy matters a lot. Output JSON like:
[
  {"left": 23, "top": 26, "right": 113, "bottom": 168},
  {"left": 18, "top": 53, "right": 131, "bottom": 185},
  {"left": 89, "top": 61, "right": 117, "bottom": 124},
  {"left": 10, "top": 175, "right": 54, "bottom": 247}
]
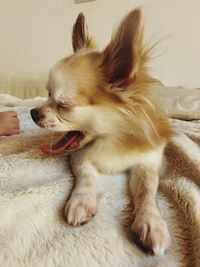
[{"left": 0, "top": 90, "right": 200, "bottom": 267}]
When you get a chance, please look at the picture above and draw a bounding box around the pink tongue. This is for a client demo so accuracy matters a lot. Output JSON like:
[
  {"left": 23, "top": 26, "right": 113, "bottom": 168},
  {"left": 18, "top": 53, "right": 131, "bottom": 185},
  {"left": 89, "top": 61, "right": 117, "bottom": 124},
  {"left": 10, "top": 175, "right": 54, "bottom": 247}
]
[{"left": 41, "top": 132, "right": 80, "bottom": 155}]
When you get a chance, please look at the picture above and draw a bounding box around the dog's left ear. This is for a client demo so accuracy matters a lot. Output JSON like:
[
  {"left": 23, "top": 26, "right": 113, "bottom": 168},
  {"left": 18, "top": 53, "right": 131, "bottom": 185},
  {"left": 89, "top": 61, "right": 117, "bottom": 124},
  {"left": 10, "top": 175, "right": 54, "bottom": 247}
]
[
  {"left": 101, "top": 9, "right": 142, "bottom": 87},
  {"left": 72, "top": 13, "right": 96, "bottom": 52}
]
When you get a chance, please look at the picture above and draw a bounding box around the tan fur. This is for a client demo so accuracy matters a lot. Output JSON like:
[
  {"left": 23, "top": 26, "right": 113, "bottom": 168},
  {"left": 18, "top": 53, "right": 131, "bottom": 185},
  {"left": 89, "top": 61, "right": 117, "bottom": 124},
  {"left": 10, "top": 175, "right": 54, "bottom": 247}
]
[{"left": 31, "top": 9, "right": 172, "bottom": 255}]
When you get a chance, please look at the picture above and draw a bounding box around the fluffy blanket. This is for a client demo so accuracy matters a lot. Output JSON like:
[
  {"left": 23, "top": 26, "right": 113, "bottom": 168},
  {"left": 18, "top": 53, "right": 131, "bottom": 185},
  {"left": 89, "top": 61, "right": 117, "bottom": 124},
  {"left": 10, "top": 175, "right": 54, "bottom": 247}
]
[{"left": 0, "top": 87, "right": 200, "bottom": 267}]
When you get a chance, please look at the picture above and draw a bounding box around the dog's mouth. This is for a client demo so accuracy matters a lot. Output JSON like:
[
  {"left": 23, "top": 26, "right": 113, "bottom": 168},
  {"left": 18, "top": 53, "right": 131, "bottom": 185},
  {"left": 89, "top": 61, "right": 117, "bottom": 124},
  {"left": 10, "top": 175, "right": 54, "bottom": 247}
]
[{"left": 41, "top": 131, "right": 85, "bottom": 154}]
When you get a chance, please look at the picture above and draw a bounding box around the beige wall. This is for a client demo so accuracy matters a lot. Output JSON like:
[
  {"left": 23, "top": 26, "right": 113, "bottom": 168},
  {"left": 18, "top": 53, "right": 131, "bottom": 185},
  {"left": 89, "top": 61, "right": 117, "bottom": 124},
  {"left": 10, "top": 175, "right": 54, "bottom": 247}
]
[{"left": 0, "top": 0, "right": 200, "bottom": 88}]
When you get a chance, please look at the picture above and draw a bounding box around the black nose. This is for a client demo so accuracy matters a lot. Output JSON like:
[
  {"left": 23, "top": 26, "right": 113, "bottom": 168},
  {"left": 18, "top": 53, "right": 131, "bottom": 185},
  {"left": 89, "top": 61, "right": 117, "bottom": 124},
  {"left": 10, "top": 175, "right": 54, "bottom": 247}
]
[{"left": 30, "top": 108, "right": 40, "bottom": 123}]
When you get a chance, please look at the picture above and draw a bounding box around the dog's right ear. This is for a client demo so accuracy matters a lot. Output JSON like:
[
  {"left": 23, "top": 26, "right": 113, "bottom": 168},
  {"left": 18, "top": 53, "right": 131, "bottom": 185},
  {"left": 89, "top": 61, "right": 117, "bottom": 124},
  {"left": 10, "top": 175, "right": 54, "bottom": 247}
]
[{"left": 72, "top": 13, "right": 96, "bottom": 52}]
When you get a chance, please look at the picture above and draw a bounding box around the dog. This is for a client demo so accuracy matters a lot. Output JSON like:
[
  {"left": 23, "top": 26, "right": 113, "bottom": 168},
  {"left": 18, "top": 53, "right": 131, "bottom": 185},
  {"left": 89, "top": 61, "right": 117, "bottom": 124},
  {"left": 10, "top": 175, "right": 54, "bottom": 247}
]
[{"left": 30, "top": 8, "right": 171, "bottom": 255}]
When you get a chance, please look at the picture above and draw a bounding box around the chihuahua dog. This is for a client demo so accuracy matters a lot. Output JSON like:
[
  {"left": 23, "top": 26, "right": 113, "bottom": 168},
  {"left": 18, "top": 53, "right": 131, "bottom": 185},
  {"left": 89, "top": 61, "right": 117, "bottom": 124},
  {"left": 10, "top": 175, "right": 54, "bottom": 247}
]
[{"left": 31, "top": 9, "right": 171, "bottom": 255}]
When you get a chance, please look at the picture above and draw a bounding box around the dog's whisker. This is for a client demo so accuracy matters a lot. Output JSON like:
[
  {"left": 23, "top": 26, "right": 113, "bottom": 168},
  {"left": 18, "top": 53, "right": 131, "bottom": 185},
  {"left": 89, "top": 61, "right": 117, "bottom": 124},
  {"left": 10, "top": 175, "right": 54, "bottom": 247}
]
[
  {"left": 63, "top": 135, "right": 71, "bottom": 142},
  {"left": 50, "top": 132, "right": 54, "bottom": 159}
]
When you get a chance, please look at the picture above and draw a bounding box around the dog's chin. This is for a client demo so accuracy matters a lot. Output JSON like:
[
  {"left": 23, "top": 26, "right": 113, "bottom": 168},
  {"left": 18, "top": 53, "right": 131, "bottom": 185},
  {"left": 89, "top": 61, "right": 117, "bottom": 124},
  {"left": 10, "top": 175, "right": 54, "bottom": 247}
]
[{"left": 41, "top": 130, "right": 86, "bottom": 154}]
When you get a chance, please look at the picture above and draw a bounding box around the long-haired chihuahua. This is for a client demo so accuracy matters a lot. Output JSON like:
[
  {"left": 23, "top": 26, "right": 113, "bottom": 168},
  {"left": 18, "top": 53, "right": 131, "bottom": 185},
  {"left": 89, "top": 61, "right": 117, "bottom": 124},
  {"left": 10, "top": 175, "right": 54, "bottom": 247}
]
[{"left": 31, "top": 9, "right": 171, "bottom": 255}]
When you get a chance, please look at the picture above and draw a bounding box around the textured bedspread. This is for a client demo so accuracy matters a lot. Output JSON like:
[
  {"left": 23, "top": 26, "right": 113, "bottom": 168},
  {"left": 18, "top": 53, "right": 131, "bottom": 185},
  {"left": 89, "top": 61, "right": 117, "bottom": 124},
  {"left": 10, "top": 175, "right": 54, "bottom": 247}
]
[{"left": 0, "top": 87, "right": 200, "bottom": 267}]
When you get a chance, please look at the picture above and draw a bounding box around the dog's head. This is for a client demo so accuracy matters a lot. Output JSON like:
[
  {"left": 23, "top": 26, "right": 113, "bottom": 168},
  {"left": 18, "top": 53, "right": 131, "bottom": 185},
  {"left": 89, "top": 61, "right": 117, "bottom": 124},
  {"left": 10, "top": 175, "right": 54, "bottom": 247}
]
[{"left": 31, "top": 9, "right": 170, "bottom": 154}]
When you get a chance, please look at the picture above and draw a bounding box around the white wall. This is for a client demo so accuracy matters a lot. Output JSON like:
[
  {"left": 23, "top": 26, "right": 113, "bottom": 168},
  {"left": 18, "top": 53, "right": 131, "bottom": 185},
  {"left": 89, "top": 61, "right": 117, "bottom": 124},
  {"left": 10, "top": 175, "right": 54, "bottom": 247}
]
[{"left": 0, "top": 0, "right": 200, "bottom": 88}]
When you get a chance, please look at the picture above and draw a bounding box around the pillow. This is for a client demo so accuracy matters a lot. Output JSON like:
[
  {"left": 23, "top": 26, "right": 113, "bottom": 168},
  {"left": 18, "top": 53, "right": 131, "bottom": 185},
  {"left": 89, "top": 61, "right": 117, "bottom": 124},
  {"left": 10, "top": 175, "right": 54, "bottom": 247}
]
[
  {"left": 0, "top": 72, "right": 48, "bottom": 99},
  {"left": 155, "top": 84, "right": 200, "bottom": 120}
]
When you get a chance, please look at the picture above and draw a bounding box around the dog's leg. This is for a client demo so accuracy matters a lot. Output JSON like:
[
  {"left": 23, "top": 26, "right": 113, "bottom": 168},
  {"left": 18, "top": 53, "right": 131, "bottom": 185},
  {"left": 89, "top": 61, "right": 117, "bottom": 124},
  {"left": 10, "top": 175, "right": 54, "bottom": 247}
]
[
  {"left": 64, "top": 154, "right": 98, "bottom": 226},
  {"left": 129, "top": 165, "right": 170, "bottom": 255}
]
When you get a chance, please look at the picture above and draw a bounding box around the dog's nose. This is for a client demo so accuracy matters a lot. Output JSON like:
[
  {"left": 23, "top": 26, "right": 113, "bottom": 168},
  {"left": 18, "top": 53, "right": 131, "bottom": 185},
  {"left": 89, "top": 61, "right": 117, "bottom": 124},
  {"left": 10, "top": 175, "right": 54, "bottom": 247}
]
[{"left": 30, "top": 108, "right": 40, "bottom": 123}]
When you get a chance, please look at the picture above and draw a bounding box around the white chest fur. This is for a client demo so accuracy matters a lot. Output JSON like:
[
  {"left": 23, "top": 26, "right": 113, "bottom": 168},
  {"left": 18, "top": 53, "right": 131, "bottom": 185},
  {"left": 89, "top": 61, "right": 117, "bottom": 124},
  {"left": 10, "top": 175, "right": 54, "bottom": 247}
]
[{"left": 73, "top": 139, "right": 164, "bottom": 175}]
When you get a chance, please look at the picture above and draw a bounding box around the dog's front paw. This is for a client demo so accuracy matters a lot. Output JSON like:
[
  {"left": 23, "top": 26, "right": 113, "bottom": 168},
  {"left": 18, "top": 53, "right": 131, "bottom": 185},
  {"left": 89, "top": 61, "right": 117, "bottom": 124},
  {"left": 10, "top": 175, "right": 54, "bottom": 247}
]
[
  {"left": 131, "top": 208, "right": 171, "bottom": 255},
  {"left": 64, "top": 191, "right": 98, "bottom": 226}
]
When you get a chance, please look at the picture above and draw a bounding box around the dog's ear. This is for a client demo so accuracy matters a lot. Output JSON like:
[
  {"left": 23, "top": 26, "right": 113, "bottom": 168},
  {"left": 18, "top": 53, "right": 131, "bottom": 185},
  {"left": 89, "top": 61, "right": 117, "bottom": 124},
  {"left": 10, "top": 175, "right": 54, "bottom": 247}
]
[
  {"left": 72, "top": 13, "right": 96, "bottom": 52},
  {"left": 101, "top": 9, "right": 142, "bottom": 87}
]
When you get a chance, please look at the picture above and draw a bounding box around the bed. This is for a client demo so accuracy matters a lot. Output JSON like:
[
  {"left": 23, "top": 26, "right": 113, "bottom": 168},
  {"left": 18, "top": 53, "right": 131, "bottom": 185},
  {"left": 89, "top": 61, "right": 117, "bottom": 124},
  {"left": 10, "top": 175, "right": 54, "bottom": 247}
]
[{"left": 0, "top": 84, "right": 200, "bottom": 267}]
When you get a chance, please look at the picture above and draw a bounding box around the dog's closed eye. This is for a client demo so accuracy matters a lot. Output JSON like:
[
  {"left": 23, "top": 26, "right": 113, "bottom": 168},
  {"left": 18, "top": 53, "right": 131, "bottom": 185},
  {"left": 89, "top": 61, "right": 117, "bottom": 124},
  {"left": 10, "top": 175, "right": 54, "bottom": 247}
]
[{"left": 57, "top": 103, "right": 72, "bottom": 110}]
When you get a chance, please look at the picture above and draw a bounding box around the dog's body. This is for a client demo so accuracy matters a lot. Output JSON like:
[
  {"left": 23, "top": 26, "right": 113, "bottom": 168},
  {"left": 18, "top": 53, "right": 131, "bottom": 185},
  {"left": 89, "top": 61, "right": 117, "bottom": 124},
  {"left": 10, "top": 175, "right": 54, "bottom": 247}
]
[{"left": 31, "top": 9, "right": 171, "bottom": 255}]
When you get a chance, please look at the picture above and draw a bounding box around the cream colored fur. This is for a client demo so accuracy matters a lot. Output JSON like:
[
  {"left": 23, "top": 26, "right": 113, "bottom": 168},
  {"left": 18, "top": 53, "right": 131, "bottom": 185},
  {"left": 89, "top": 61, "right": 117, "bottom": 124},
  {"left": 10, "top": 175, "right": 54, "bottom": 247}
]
[{"left": 30, "top": 9, "right": 171, "bottom": 255}]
